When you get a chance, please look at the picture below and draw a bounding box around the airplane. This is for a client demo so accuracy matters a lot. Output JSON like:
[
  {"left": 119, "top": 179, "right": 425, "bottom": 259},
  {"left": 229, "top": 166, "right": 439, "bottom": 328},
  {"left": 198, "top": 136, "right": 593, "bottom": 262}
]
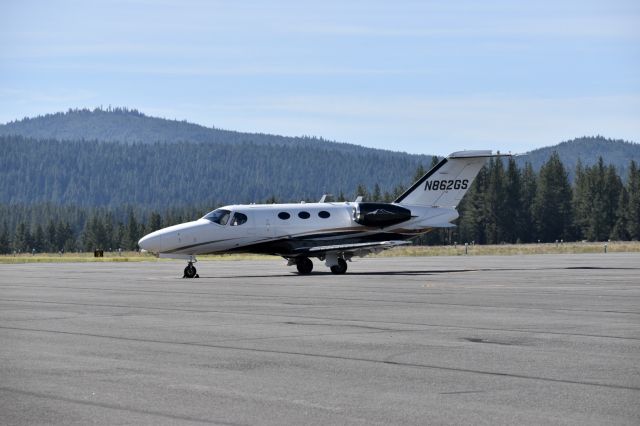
[{"left": 138, "top": 150, "right": 493, "bottom": 277}]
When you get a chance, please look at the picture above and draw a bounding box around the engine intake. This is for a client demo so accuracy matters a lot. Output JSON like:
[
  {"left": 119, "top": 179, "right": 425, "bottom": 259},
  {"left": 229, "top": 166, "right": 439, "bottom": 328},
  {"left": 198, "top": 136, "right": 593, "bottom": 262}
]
[{"left": 354, "top": 203, "right": 412, "bottom": 228}]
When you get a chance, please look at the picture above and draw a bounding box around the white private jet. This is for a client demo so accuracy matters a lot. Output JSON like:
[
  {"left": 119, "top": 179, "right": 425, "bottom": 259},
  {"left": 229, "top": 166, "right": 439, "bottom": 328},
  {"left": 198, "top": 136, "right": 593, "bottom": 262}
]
[{"left": 138, "top": 150, "right": 492, "bottom": 277}]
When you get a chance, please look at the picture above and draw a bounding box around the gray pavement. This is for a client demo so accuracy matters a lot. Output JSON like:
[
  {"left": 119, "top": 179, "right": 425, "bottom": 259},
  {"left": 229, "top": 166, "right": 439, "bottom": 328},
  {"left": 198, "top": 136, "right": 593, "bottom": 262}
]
[{"left": 1, "top": 253, "right": 639, "bottom": 425}]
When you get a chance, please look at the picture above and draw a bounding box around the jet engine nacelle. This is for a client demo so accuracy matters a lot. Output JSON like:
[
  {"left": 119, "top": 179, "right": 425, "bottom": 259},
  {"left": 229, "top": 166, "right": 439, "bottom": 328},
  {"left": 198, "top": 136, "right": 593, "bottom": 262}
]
[{"left": 354, "top": 202, "right": 412, "bottom": 228}]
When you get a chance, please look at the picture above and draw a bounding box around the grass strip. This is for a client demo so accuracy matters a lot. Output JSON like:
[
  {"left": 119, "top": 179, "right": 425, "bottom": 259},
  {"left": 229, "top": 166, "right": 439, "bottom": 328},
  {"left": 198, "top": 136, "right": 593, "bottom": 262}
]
[{"left": 1, "top": 241, "right": 638, "bottom": 264}]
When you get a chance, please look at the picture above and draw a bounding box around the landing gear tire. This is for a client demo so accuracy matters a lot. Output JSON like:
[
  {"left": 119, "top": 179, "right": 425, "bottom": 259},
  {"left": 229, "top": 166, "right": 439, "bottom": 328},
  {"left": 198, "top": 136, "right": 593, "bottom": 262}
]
[
  {"left": 183, "top": 262, "right": 198, "bottom": 278},
  {"left": 330, "top": 258, "right": 348, "bottom": 274},
  {"left": 296, "top": 257, "right": 313, "bottom": 275}
]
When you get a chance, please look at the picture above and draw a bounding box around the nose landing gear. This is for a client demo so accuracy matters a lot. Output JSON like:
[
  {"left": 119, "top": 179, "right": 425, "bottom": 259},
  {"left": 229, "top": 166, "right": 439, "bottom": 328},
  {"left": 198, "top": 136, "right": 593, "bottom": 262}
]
[{"left": 183, "top": 261, "right": 199, "bottom": 278}]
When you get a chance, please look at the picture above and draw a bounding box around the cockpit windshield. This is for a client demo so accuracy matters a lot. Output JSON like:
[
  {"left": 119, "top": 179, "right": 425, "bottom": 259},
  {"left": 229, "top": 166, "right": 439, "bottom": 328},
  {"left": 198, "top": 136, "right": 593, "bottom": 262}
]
[{"left": 203, "top": 209, "right": 231, "bottom": 225}]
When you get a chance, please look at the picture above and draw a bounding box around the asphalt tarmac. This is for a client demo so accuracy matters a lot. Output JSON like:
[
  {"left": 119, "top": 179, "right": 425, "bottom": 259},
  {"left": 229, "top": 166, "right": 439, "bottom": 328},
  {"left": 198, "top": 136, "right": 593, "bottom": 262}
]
[{"left": 1, "top": 253, "right": 639, "bottom": 425}]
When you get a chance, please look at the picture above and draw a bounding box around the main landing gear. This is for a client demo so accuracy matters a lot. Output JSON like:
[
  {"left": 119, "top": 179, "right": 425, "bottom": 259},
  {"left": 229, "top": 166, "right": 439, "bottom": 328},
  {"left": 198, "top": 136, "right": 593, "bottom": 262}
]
[
  {"left": 183, "top": 261, "right": 199, "bottom": 278},
  {"left": 330, "top": 257, "right": 348, "bottom": 275},
  {"left": 290, "top": 255, "right": 348, "bottom": 275},
  {"left": 325, "top": 253, "right": 348, "bottom": 275},
  {"left": 296, "top": 257, "right": 314, "bottom": 275}
]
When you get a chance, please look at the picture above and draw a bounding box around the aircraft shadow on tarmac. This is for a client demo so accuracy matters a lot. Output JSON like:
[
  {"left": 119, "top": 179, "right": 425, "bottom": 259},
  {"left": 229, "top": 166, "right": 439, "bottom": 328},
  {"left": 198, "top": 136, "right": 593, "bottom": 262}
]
[
  {"left": 198, "top": 269, "right": 477, "bottom": 279},
  {"left": 193, "top": 265, "right": 639, "bottom": 279}
]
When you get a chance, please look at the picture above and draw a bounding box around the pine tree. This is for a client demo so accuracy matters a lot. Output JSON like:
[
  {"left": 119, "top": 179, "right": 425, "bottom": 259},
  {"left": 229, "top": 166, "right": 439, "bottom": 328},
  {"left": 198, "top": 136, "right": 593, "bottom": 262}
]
[
  {"left": 484, "top": 157, "right": 507, "bottom": 244},
  {"left": 603, "top": 164, "right": 623, "bottom": 238},
  {"left": 372, "top": 184, "right": 382, "bottom": 202},
  {"left": 626, "top": 161, "right": 640, "bottom": 239},
  {"left": 33, "top": 224, "right": 45, "bottom": 253},
  {"left": 578, "top": 158, "right": 622, "bottom": 241},
  {"left": 83, "top": 214, "right": 107, "bottom": 251},
  {"left": 391, "top": 184, "right": 406, "bottom": 200},
  {"left": 572, "top": 159, "right": 589, "bottom": 240},
  {"left": 532, "top": 152, "right": 573, "bottom": 242},
  {"left": 611, "top": 188, "right": 630, "bottom": 240},
  {"left": 13, "top": 222, "right": 32, "bottom": 252},
  {"left": 149, "top": 212, "right": 162, "bottom": 232},
  {"left": 59, "top": 222, "right": 76, "bottom": 252},
  {"left": 46, "top": 219, "right": 57, "bottom": 252},
  {"left": 124, "top": 210, "right": 140, "bottom": 250},
  {"left": 355, "top": 184, "right": 369, "bottom": 201},
  {"left": 520, "top": 162, "right": 537, "bottom": 242},
  {"left": 104, "top": 212, "right": 115, "bottom": 250},
  {"left": 412, "top": 164, "right": 427, "bottom": 182},
  {"left": 116, "top": 222, "right": 126, "bottom": 250},
  {"left": 54, "top": 220, "right": 67, "bottom": 251},
  {"left": 503, "top": 157, "right": 523, "bottom": 243},
  {"left": 0, "top": 221, "right": 10, "bottom": 254}
]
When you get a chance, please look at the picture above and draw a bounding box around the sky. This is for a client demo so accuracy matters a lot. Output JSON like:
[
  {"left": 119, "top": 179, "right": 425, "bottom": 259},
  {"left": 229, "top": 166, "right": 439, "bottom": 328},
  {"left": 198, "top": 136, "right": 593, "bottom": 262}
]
[{"left": 1, "top": 0, "right": 639, "bottom": 155}]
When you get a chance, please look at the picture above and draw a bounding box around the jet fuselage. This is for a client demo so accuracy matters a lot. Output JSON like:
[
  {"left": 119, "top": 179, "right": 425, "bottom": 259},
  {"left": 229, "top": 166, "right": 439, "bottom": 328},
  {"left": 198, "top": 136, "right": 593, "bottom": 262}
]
[{"left": 138, "top": 202, "right": 457, "bottom": 257}]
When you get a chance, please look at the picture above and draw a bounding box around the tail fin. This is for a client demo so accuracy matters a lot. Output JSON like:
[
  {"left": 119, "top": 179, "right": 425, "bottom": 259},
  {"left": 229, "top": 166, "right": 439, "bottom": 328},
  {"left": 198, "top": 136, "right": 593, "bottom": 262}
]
[{"left": 394, "top": 150, "right": 492, "bottom": 207}]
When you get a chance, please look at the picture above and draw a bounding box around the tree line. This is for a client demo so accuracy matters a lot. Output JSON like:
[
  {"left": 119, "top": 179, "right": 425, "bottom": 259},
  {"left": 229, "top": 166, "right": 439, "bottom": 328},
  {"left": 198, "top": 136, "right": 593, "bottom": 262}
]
[
  {"left": 1, "top": 153, "right": 638, "bottom": 254},
  {"left": 0, "top": 203, "right": 211, "bottom": 254},
  {"left": 423, "top": 153, "right": 639, "bottom": 245}
]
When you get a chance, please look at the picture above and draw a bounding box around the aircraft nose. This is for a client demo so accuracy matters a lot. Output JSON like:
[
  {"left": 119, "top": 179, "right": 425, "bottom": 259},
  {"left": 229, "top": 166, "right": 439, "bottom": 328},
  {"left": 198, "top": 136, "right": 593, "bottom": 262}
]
[{"left": 138, "top": 232, "right": 164, "bottom": 253}]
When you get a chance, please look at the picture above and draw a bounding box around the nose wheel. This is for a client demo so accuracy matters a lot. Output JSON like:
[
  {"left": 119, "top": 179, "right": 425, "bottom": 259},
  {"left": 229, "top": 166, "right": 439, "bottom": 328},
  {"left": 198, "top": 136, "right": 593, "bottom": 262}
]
[{"left": 183, "top": 262, "right": 199, "bottom": 278}]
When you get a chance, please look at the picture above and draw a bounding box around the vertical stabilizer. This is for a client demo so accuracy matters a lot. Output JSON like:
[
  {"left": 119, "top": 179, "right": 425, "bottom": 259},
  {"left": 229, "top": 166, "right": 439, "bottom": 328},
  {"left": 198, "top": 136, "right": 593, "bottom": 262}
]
[{"left": 394, "top": 150, "right": 492, "bottom": 207}]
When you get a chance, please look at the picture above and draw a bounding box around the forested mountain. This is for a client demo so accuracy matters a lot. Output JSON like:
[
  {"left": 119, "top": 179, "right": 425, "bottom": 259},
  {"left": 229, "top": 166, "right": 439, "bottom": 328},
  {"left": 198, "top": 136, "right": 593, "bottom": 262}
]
[
  {"left": 0, "top": 107, "right": 370, "bottom": 154},
  {"left": 518, "top": 136, "right": 640, "bottom": 180},
  {"left": 2, "top": 109, "right": 638, "bottom": 171},
  {"left": 0, "top": 135, "right": 430, "bottom": 208}
]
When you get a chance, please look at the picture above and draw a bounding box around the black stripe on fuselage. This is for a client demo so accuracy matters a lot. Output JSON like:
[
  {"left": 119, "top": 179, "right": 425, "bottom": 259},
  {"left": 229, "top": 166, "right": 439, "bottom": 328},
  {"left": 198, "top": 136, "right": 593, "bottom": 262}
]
[
  {"left": 163, "top": 237, "right": 241, "bottom": 254},
  {"left": 223, "top": 232, "right": 416, "bottom": 257},
  {"left": 394, "top": 157, "right": 448, "bottom": 203},
  {"left": 163, "top": 229, "right": 367, "bottom": 254}
]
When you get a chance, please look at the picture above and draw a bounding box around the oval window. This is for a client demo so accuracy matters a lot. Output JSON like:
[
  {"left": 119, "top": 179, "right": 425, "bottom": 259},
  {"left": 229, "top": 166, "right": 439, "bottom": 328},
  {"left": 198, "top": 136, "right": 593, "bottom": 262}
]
[
  {"left": 298, "top": 211, "right": 310, "bottom": 219},
  {"left": 230, "top": 212, "right": 247, "bottom": 226},
  {"left": 278, "top": 212, "right": 291, "bottom": 220},
  {"left": 318, "top": 210, "right": 330, "bottom": 219}
]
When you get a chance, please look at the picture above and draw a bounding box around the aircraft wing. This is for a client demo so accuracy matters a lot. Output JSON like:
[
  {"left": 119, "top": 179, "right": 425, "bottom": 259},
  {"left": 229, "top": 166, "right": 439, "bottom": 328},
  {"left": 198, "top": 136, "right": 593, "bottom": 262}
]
[{"left": 296, "top": 240, "right": 411, "bottom": 257}]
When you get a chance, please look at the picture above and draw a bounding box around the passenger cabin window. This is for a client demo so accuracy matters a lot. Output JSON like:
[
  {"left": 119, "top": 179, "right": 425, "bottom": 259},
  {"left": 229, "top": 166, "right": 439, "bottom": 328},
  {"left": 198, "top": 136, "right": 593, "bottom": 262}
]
[
  {"left": 318, "top": 210, "right": 330, "bottom": 219},
  {"left": 203, "top": 209, "right": 231, "bottom": 225},
  {"left": 230, "top": 212, "right": 248, "bottom": 226},
  {"left": 278, "top": 212, "right": 291, "bottom": 220},
  {"left": 298, "top": 211, "right": 310, "bottom": 219}
]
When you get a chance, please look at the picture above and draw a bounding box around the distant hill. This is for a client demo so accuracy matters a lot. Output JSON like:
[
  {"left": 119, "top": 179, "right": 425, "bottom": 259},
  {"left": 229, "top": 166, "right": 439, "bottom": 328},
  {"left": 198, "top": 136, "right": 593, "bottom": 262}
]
[
  {"left": 0, "top": 135, "right": 431, "bottom": 208},
  {"left": 1, "top": 108, "right": 638, "bottom": 208},
  {"left": 518, "top": 136, "right": 640, "bottom": 179},
  {"left": 0, "top": 107, "right": 374, "bottom": 155}
]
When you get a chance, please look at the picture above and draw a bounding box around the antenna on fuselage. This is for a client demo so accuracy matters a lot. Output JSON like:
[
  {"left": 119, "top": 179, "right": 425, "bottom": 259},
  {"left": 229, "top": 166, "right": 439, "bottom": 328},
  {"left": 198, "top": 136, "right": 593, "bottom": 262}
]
[{"left": 319, "top": 194, "right": 333, "bottom": 203}]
